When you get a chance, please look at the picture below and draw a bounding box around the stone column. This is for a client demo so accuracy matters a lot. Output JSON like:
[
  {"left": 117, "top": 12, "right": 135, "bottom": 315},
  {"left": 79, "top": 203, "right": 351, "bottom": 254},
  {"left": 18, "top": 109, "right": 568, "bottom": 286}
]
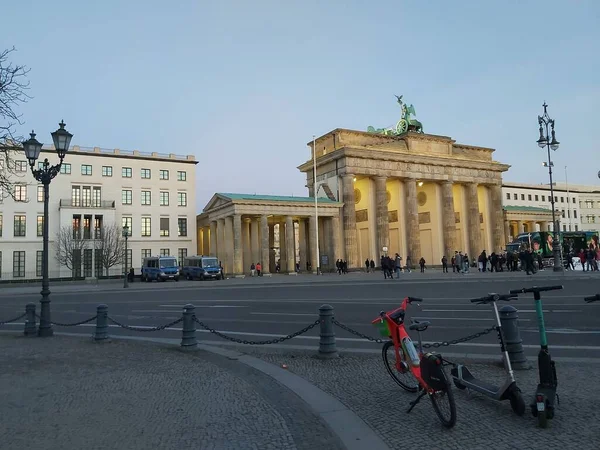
[
  {"left": 466, "top": 183, "right": 482, "bottom": 257},
  {"left": 224, "top": 216, "right": 234, "bottom": 274},
  {"left": 440, "top": 181, "right": 457, "bottom": 259},
  {"left": 209, "top": 221, "right": 217, "bottom": 257},
  {"left": 203, "top": 227, "right": 210, "bottom": 256},
  {"left": 404, "top": 178, "right": 421, "bottom": 260},
  {"left": 250, "top": 218, "right": 260, "bottom": 265},
  {"left": 243, "top": 219, "right": 251, "bottom": 272},
  {"left": 269, "top": 224, "right": 276, "bottom": 273},
  {"left": 504, "top": 220, "right": 511, "bottom": 244},
  {"left": 309, "top": 215, "right": 318, "bottom": 273},
  {"left": 517, "top": 220, "right": 524, "bottom": 234},
  {"left": 279, "top": 221, "right": 287, "bottom": 272},
  {"left": 298, "top": 219, "right": 308, "bottom": 272},
  {"left": 217, "top": 218, "right": 225, "bottom": 267},
  {"left": 260, "top": 215, "right": 270, "bottom": 274},
  {"left": 539, "top": 221, "right": 548, "bottom": 232},
  {"left": 374, "top": 175, "right": 390, "bottom": 256},
  {"left": 490, "top": 184, "right": 505, "bottom": 253},
  {"left": 341, "top": 174, "right": 358, "bottom": 268},
  {"left": 232, "top": 214, "right": 243, "bottom": 276},
  {"left": 285, "top": 216, "right": 295, "bottom": 273},
  {"left": 331, "top": 215, "right": 342, "bottom": 262}
]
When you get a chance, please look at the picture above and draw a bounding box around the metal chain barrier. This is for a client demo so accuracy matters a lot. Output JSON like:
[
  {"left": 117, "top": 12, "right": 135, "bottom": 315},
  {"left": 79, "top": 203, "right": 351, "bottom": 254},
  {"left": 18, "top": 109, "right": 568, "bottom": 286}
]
[
  {"left": 332, "top": 318, "right": 386, "bottom": 344},
  {"left": 193, "top": 316, "right": 321, "bottom": 345},
  {"left": 34, "top": 313, "right": 98, "bottom": 327},
  {"left": 0, "top": 312, "right": 27, "bottom": 326},
  {"left": 107, "top": 316, "right": 183, "bottom": 332}
]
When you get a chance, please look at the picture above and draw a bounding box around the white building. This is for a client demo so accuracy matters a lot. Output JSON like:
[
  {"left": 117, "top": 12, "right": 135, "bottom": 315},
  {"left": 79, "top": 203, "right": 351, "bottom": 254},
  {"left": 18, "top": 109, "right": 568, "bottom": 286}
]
[{"left": 0, "top": 145, "right": 197, "bottom": 280}]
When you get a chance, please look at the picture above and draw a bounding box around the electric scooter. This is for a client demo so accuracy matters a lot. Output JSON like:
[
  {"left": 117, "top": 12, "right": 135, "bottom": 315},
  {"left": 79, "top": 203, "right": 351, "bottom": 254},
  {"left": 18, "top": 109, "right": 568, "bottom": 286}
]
[
  {"left": 450, "top": 293, "right": 526, "bottom": 415},
  {"left": 584, "top": 294, "right": 600, "bottom": 303},
  {"left": 509, "top": 284, "right": 563, "bottom": 428}
]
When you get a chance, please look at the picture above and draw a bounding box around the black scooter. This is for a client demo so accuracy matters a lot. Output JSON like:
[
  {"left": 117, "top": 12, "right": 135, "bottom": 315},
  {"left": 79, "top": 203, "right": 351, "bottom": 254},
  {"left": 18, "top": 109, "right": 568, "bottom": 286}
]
[
  {"left": 450, "top": 293, "right": 526, "bottom": 415},
  {"left": 584, "top": 294, "right": 600, "bottom": 304},
  {"left": 510, "top": 284, "right": 563, "bottom": 428}
]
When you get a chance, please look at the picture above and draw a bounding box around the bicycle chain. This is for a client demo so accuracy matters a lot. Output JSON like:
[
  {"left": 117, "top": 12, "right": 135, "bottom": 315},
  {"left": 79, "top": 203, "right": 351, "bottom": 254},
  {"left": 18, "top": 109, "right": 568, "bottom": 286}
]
[
  {"left": 0, "top": 312, "right": 27, "bottom": 325},
  {"left": 193, "top": 317, "right": 321, "bottom": 345},
  {"left": 34, "top": 313, "right": 98, "bottom": 327},
  {"left": 107, "top": 316, "right": 183, "bottom": 332}
]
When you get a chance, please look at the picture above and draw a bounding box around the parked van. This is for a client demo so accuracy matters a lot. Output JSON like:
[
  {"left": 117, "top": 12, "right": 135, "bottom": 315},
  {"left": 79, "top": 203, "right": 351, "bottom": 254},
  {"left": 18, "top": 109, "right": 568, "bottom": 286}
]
[
  {"left": 181, "top": 255, "right": 222, "bottom": 280},
  {"left": 141, "top": 256, "right": 180, "bottom": 282}
]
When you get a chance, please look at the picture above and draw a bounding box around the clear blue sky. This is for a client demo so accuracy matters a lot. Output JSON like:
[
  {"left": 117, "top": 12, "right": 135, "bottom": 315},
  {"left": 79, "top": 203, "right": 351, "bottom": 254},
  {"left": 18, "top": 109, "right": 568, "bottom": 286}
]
[{"left": 5, "top": 0, "right": 599, "bottom": 211}]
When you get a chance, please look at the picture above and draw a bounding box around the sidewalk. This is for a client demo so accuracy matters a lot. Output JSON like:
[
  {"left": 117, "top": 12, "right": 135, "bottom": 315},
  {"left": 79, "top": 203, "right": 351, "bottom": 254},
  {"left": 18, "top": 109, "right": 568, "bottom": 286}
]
[{"left": 0, "top": 335, "right": 347, "bottom": 450}]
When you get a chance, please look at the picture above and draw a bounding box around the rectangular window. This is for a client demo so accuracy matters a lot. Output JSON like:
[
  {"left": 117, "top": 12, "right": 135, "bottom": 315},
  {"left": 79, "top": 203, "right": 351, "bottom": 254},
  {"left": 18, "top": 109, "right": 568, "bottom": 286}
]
[
  {"left": 83, "top": 249, "right": 93, "bottom": 277},
  {"left": 36, "top": 251, "right": 43, "bottom": 277},
  {"left": 528, "top": 194, "right": 532, "bottom": 201},
  {"left": 37, "top": 215, "right": 44, "bottom": 237},
  {"left": 141, "top": 249, "right": 152, "bottom": 266},
  {"left": 94, "top": 216, "right": 103, "bottom": 239},
  {"left": 574, "top": 210, "right": 578, "bottom": 219},
  {"left": 13, "top": 251, "right": 25, "bottom": 278},
  {"left": 93, "top": 187, "right": 102, "bottom": 207},
  {"left": 560, "top": 197, "right": 564, "bottom": 203},
  {"left": 177, "top": 192, "right": 187, "bottom": 207},
  {"left": 122, "top": 167, "right": 132, "bottom": 178},
  {"left": 141, "top": 168, "right": 151, "bottom": 179},
  {"left": 60, "top": 163, "right": 71, "bottom": 174},
  {"left": 0, "top": 215, "right": 3, "bottom": 237},
  {"left": 178, "top": 218, "right": 187, "bottom": 237},
  {"left": 513, "top": 194, "right": 517, "bottom": 200},
  {"left": 561, "top": 210, "right": 565, "bottom": 218},
  {"left": 13, "top": 215, "right": 26, "bottom": 237},
  {"left": 82, "top": 186, "right": 91, "bottom": 207},
  {"left": 160, "top": 248, "right": 170, "bottom": 256},
  {"left": 37, "top": 185, "right": 44, "bottom": 202},
  {"left": 72, "top": 215, "right": 81, "bottom": 239},
  {"left": 72, "top": 185, "right": 81, "bottom": 206},
  {"left": 542, "top": 195, "right": 545, "bottom": 201},
  {"left": 37, "top": 161, "right": 45, "bottom": 170},
  {"left": 177, "top": 171, "right": 186, "bottom": 181},
  {"left": 535, "top": 195, "right": 539, "bottom": 201},
  {"left": 521, "top": 194, "right": 525, "bottom": 201},
  {"left": 102, "top": 166, "right": 113, "bottom": 177},
  {"left": 141, "top": 217, "right": 151, "bottom": 237},
  {"left": 81, "top": 164, "right": 92, "bottom": 175},
  {"left": 141, "top": 190, "right": 152, "bottom": 205},
  {"left": 95, "top": 249, "right": 103, "bottom": 277},
  {"left": 122, "top": 217, "right": 132, "bottom": 236},
  {"left": 0, "top": 250, "right": 2, "bottom": 277},
  {"left": 567, "top": 210, "right": 570, "bottom": 218},
  {"left": 178, "top": 248, "right": 187, "bottom": 266},
  {"left": 160, "top": 170, "right": 169, "bottom": 180},
  {"left": 160, "top": 191, "right": 169, "bottom": 206},
  {"left": 122, "top": 190, "right": 132, "bottom": 205},
  {"left": 14, "top": 184, "right": 27, "bottom": 201},
  {"left": 554, "top": 196, "right": 558, "bottom": 202},
  {"left": 563, "top": 224, "right": 566, "bottom": 231},
  {"left": 506, "top": 193, "right": 510, "bottom": 200},
  {"left": 15, "top": 161, "right": 27, "bottom": 172},
  {"left": 83, "top": 215, "right": 92, "bottom": 239},
  {"left": 160, "top": 217, "right": 170, "bottom": 236},
  {"left": 575, "top": 224, "right": 578, "bottom": 231},
  {"left": 125, "top": 249, "right": 132, "bottom": 271}
]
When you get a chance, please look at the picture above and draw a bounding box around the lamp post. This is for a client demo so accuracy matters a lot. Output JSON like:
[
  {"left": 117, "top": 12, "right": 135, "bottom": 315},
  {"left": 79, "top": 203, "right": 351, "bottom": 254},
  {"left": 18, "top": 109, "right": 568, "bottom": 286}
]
[
  {"left": 312, "top": 134, "right": 320, "bottom": 275},
  {"left": 536, "top": 103, "right": 563, "bottom": 272},
  {"left": 23, "top": 121, "right": 73, "bottom": 336},
  {"left": 122, "top": 225, "right": 130, "bottom": 288}
]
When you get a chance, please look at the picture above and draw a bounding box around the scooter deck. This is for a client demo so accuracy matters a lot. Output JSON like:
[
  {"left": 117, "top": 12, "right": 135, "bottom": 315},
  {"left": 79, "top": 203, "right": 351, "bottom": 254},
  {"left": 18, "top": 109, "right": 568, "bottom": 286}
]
[{"left": 453, "top": 365, "right": 500, "bottom": 397}]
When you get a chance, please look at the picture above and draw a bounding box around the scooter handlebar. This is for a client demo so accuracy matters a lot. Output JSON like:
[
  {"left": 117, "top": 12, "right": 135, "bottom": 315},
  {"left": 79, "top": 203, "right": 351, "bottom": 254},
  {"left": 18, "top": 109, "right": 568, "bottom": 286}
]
[
  {"left": 407, "top": 296, "right": 423, "bottom": 303},
  {"left": 584, "top": 294, "right": 600, "bottom": 303},
  {"left": 470, "top": 293, "right": 517, "bottom": 303},
  {"left": 509, "top": 285, "right": 564, "bottom": 295}
]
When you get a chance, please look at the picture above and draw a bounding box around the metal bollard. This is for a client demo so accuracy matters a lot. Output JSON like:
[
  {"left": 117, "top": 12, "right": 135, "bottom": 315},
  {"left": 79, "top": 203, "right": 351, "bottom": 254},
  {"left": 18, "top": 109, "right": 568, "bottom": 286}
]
[
  {"left": 94, "top": 304, "right": 109, "bottom": 342},
  {"left": 24, "top": 303, "right": 37, "bottom": 336},
  {"left": 499, "top": 305, "right": 531, "bottom": 370},
  {"left": 180, "top": 304, "right": 198, "bottom": 350},
  {"left": 317, "top": 304, "right": 338, "bottom": 359}
]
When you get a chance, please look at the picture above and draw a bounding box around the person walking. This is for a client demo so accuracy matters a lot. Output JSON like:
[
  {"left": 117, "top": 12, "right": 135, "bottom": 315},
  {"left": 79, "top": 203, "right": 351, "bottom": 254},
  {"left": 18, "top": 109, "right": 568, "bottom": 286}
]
[
  {"left": 419, "top": 257, "right": 426, "bottom": 273},
  {"left": 441, "top": 255, "right": 448, "bottom": 273},
  {"left": 394, "top": 253, "right": 402, "bottom": 278},
  {"left": 256, "top": 262, "right": 262, "bottom": 276},
  {"left": 370, "top": 259, "right": 375, "bottom": 272},
  {"left": 365, "top": 259, "right": 370, "bottom": 273},
  {"left": 250, "top": 263, "right": 256, "bottom": 277},
  {"left": 405, "top": 256, "right": 412, "bottom": 273}
]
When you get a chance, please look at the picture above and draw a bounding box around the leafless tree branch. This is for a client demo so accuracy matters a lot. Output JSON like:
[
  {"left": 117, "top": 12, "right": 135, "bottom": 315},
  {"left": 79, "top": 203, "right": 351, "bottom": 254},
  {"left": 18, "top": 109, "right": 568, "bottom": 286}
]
[
  {"left": 54, "top": 225, "right": 89, "bottom": 271},
  {"left": 94, "top": 223, "right": 126, "bottom": 273}
]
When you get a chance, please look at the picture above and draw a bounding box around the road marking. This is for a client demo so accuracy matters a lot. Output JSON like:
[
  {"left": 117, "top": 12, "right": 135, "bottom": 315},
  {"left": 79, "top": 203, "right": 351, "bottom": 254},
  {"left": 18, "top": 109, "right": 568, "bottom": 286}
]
[
  {"left": 522, "top": 329, "right": 600, "bottom": 335},
  {"left": 250, "top": 312, "right": 316, "bottom": 317},
  {"left": 157, "top": 305, "right": 248, "bottom": 308},
  {"left": 422, "top": 309, "right": 582, "bottom": 313},
  {"left": 413, "top": 316, "right": 531, "bottom": 322}
]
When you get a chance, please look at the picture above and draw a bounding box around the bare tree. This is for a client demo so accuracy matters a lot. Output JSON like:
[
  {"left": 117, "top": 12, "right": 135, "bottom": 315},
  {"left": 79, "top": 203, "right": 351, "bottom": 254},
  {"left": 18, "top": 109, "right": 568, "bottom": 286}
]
[
  {"left": 94, "top": 223, "right": 126, "bottom": 276},
  {"left": 55, "top": 225, "right": 89, "bottom": 275},
  {"left": 0, "top": 47, "right": 31, "bottom": 200}
]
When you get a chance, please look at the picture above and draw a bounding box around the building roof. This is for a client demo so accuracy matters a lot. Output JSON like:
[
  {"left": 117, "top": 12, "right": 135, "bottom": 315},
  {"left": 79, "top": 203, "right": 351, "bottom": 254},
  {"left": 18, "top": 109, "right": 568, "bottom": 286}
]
[
  {"left": 503, "top": 205, "right": 553, "bottom": 213},
  {"left": 503, "top": 181, "right": 600, "bottom": 194},
  {"left": 216, "top": 193, "right": 338, "bottom": 203}
]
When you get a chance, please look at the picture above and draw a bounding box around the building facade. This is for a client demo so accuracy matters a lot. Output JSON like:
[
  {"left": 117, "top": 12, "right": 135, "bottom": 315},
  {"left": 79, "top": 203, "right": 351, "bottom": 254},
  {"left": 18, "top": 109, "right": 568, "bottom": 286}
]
[{"left": 0, "top": 146, "right": 197, "bottom": 280}]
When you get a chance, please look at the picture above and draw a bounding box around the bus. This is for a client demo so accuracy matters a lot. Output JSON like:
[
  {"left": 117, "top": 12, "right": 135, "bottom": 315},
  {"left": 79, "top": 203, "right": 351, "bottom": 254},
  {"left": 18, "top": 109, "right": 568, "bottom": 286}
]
[{"left": 181, "top": 255, "right": 222, "bottom": 280}]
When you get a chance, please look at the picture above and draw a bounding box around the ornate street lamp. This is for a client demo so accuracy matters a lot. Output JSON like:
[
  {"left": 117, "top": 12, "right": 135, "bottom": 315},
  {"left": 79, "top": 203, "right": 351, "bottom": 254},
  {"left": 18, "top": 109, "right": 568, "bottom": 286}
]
[
  {"left": 537, "top": 103, "right": 563, "bottom": 272},
  {"left": 23, "top": 121, "right": 73, "bottom": 336},
  {"left": 122, "top": 225, "right": 130, "bottom": 288}
]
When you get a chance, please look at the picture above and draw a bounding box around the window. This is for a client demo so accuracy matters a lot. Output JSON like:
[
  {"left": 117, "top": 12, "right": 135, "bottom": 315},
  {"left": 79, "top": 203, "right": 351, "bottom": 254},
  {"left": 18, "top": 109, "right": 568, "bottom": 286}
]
[
  {"left": 37, "top": 215, "right": 44, "bottom": 237},
  {"left": 95, "top": 249, "right": 103, "bottom": 277},
  {"left": 14, "top": 184, "right": 27, "bottom": 201},
  {"left": 60, "top": 163, "right": 71, "bottom": 174},
  {"left": 81, "top": 164, "right": 92, "bottom": 175},
  {"left": 177, "top": 192, "right": 187, "bottom": 207},
  {"left": 563, "top": 225, "right": 566, "bottom": 231},
  {"left": 82, "top": 186, "right": 91, "bottom": 207},
  {"left": 92, "top": 187, "right": 102, "bottom": 207},
  {"left": 94, "top": 216, "right": 103, "bottom": 239},
  {"left": 160, "top": 217, "right": 170, "bottom": 236},
  {"left": 542, "top": 195, "right": 546, "bottom": 201},
  {"left": 0, "top": 251, "right": 2, "bottom": 277},
  {"left": 122, "top": 190, "right": 132, "bottom": 205},
  {"left": 71, "top": 186, "right": 81, "bottom": 206},
  {"left": 585, "top": 200, "right": 594, "bottom": 209},
  {"left": 37, "top": 185, "right": 44, "bottom": 202},
  {"left": 36, "top": 251, "right": 43, "bottom": 277},
  {"left": 521, "top": 194, "right": 525, "bottom": 201},
  {"left": 160, "top": 170, "right": 169, "bottom": 180},
  {"left": 506, "top": 193, "right": 510, "bottom": 200},
  {"left": 141, "top": 190, "right": 152, "bottom": 205},
  {"left": 13, "top": 251, "right": 25, "bottom": 278},
  {"left": 122, "top": 167, "right": 132, "bottom": 178},
  {"left": 0, "top": 214, "right": 2, "bottom": 237},
  {"left": 567, "top": 210, "right": 570, "bottom": 218},
  {"left": 141, "top": 249, "right": 152, "bottom": 266},
  {"left": 13, "top": 215, "right": 26, "bottom": 237},
  {"left": 574, "top": 210, "right": 578, "bottom": 219},
  {"left": 83, "top": 249, "right": 93, "bottom": 277},
  {"left": 122, "top": 217, "right": 132, "bottom": 236},
  {"left": 528, "top": 195, "right": 532, "bottom": 201},
  {"left": 513, "top": 194, "right": 517, "bottom": 200},
  {"left": 561, "top": 210, "right": 565, "bottom": 218},
  {"left": 141, "top": 168, "right": 151, "bottom": 179},
  {"left": 177, "top": 171, "right": 186, "bottom": 181},
  {"left": 554, "top": 196, "right": 558, "bottom": 203},
  {"left": 560, "top": 197, "right": 564, "bottom": 203},
  {"left": 15, "top": 161, "right": 27, "bottom": 172},
  {"left": 575, "top": 225, "right": 578, "bottom": 231},
  {"left": 37, "top": 161, "right": 45, "bottom": 170},
  {"left": 178, "top": 218, "right": 187, "bottom": 237},
  {"left": 573, "top": 197, "right": 576, "bottom": 204},
  {"left": 102, "top": 166, "right": 113, "bottom": 177},
  {"left": 125, "top": 249, "right": 132, "bottom": 271},
  {"left": 83, "top": 215, "right": 91, "bottom": 239},
  {"left": 535, "top": 195, "right": 539, "bottom": 201},
  {"left": 160, "top": 248, "right": 170, "bottom": 256},
  {"left": 178, "top": 248, "right": 187, "bottom": 266},
  {"left": 160, "top": 191, "right": 169, "bottom": 206},
  {"left": 73, "top": 215, "right": 81, "bottom": 239},
  {"left": 141, "top": 217, "right": 151, "bottom": 236}
]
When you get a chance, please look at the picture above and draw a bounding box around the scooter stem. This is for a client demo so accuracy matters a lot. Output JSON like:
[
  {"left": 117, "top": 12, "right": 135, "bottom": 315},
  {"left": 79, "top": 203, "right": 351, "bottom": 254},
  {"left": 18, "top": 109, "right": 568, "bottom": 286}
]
[{"left": 492, "top": 300, "right": 516, "bottom": 382}]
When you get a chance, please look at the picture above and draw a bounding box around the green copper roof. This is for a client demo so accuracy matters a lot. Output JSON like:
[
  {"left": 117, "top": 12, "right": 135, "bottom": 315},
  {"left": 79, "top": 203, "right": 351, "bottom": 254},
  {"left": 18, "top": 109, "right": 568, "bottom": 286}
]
[
  {"left": 503, "top": 205, "right": 553, "bottom": 213},
  {"left": 217, "top": 193, "right": 338, "bottom": 203}
]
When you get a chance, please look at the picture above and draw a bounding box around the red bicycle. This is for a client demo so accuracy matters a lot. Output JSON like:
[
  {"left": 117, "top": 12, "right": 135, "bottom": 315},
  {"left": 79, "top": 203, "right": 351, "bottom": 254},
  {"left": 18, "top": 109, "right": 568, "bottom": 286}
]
[{"left": 372, "top": 296, "right": 457, "bottom": 428}]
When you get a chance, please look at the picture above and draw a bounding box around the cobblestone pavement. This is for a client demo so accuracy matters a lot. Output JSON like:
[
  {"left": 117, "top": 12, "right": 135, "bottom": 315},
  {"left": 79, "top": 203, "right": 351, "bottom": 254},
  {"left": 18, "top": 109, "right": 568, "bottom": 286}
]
[
  {"left": 0, "top": 335, "right": 344, "bottom": 450},
  {"left": 235, "top": 347, "right": 600, "bottom": 450}
]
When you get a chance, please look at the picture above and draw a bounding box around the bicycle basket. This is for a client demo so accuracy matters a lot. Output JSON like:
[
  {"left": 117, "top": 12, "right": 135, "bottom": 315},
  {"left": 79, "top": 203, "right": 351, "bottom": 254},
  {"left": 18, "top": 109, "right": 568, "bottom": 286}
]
[{"left": 372, "top": 319, "right": 392, "bottom": 338}]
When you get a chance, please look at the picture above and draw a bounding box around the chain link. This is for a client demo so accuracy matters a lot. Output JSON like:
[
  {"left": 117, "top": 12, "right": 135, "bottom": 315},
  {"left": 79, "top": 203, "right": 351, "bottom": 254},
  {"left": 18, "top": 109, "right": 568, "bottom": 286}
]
[
  {"left": 107, "top": 316, "right": 183, "bottom": 332},
  {"left": 332, "top": 318, "right": 386, "bottom": 343},
  {"left": 193, "top": 316, "right": 321, "bottom": 345},
  {"left": 0, "top": 312, "right": 27, "bottom": 325},
  {"left": 34, "top": 313, "right": 98, "bottom": 327}
]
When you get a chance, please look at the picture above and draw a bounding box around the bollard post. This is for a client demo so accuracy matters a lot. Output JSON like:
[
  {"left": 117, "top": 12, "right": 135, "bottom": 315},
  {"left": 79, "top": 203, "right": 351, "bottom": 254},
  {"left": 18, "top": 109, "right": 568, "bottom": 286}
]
[
  {"left": 24, "top": 303, "right": 37, "bottom": 336},
  {"left": 94, "top": 304, "right": 109, "bottom": 342},
  {"left": 499, "top": 305, "right": 531, "bottom": 370},
  {"left": 317, "top": 304, "right": 338, "bottom": 359},
  {"left": 180, "top": 304, "right": 198, "bottom": 350}
]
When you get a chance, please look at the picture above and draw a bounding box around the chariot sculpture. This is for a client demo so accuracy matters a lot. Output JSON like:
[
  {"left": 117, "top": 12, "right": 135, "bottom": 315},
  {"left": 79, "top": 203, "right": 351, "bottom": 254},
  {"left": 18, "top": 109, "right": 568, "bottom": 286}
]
[{"left": 367, "top": 95, "right": 424, "bottom": 136}]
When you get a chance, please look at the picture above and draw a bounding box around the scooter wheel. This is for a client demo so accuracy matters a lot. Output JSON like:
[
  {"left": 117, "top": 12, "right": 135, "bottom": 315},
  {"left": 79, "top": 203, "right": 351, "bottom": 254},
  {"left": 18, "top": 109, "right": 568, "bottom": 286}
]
[
  {"left": 509, "top": 389, "right": 526, "bottom": 416},
  {"left": 453, "top": 379, "right": 466, "bottom": 390},
  {"left": 537, "top": 409, "right": 548, "bottom": 428}
]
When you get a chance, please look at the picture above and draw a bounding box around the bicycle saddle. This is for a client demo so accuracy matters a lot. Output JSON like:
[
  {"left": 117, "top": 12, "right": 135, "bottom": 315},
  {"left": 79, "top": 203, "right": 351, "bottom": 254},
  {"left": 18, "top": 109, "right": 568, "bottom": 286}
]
[{"left": 409, "top": 320, "right": 431, "bottom": 332}]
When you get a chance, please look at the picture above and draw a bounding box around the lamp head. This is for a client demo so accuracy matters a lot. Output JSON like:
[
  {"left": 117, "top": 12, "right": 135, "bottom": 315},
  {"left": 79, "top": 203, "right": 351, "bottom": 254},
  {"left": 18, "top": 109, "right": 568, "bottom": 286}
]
[
  {"left": 22, "top": 130, "right": 43, "bottom": 166},
  {"left": 51, "top": 120, "right": 73, "bottom": 159}
]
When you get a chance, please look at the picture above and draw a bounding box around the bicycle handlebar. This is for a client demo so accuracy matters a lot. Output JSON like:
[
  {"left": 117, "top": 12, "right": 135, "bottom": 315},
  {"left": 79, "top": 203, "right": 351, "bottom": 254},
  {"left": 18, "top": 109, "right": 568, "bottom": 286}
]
[
  {"left": 470, "top": 293, "right": 516, "bottom": 303},
  {"left": 584, "top": 294, "right": 600, "bottom": 303},
  {"left": 407, "top": 296, "right": 423, "bottom": 303},
  {"left": 509, "top": 285, "right": 563, "bottom": 295}
]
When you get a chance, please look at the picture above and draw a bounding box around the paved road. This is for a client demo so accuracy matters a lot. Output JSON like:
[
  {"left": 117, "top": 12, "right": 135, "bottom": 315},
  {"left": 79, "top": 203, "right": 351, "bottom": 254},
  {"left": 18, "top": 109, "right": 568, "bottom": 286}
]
[{"left": 1, "top": 271, "right": 599, "bottom": 359}]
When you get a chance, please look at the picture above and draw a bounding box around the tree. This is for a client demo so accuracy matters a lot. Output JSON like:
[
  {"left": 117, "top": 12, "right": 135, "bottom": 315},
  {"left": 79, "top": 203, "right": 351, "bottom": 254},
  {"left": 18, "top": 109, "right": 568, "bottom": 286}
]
[
  {"left": 1, "top": 47, "right": 30, "bottom": 200},
  {"left": 55, "top": 225, "right": 89, "bottom": 276},
  {"left": 94, "top": 223, "right": 126, "bottom": 276}
]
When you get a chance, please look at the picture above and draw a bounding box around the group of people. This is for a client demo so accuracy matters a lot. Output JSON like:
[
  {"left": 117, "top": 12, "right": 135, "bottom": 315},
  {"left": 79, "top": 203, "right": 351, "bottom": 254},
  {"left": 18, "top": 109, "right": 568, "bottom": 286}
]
[{"left": 335, "top": 259, "right": 350, "bottom": 274}]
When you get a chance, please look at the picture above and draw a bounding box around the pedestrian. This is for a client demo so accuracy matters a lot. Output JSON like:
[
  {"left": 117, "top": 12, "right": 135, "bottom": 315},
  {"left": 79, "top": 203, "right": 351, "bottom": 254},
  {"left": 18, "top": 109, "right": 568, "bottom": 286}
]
[
  {"left": 463, "top": 253, "right": 470, "bottom": 273},
  {"left": 250, "top": 262, "right": 256, "bottom": 277},
  {"left": 256, "top": 262, "right": 262, "bottom": 276},
  {"left": 370, "top": 259, "right": 375, "bottom": 272},
  {"left": 219, "top": 261, "right": 224, "bottom": 279},
  {"left": 365, "top": 259, "right": 370, "bottom": 273},
  {"left": 336, "top": 259, "right": 342, "bottom": 275},
  {"left": 456, "top": 252, "right": 464, "bottom": 274},
  {"left": 525, "top": 249, "right": 535, "bottom": 275},
  {"left": 441, "top": 255, "right": 448, "bottom": 273},
  {"left": 394, "top": 253, "right": 402, "bottom": 278},
  {"left": 419, "top": 257, "right": 426, "bottom": 273},
  {"left": 405, "top": 256, "right": 412, "bottom": 273},
  {"left": 451, "top": 251, "right": 457, "bottom": 272}
]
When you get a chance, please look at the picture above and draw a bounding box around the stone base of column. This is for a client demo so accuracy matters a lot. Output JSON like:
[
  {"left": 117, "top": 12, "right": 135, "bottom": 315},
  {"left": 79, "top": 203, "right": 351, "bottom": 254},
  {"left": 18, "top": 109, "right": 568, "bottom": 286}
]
[
  {"left": 234, "top": 274, "right": 246, "bottom": 278},
  {"left": 287, "top": 271, "right": 298, "bottom": 275}
]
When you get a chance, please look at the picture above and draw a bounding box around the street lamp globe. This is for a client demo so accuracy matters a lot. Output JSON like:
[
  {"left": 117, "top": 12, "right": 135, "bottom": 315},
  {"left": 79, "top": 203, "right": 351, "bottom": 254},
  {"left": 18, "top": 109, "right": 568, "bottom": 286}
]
[
  {"left": 550, "top": 131, "right": 560, "bottom": 151},
  {"left": 536, "top": 126, "right": 547, "bottom": 148},
  {"left": 122, "top": 225, "right": 130, "bottom": 237},
  {"left": 23, "top": 131, "right": 43, "bottom": 166},
  {"left": 51, "top": 120, "right": 73, "bottom": 159}
]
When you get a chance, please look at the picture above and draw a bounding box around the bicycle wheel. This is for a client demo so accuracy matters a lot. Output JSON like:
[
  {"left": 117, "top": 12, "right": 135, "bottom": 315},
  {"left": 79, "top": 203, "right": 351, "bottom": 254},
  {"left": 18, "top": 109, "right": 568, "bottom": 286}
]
[
  {"left": 382, "top": 341, "right": 419, "bottom": 393},
  {"left": 429, "top": 385, "right": 457, "bottom": 428}
]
